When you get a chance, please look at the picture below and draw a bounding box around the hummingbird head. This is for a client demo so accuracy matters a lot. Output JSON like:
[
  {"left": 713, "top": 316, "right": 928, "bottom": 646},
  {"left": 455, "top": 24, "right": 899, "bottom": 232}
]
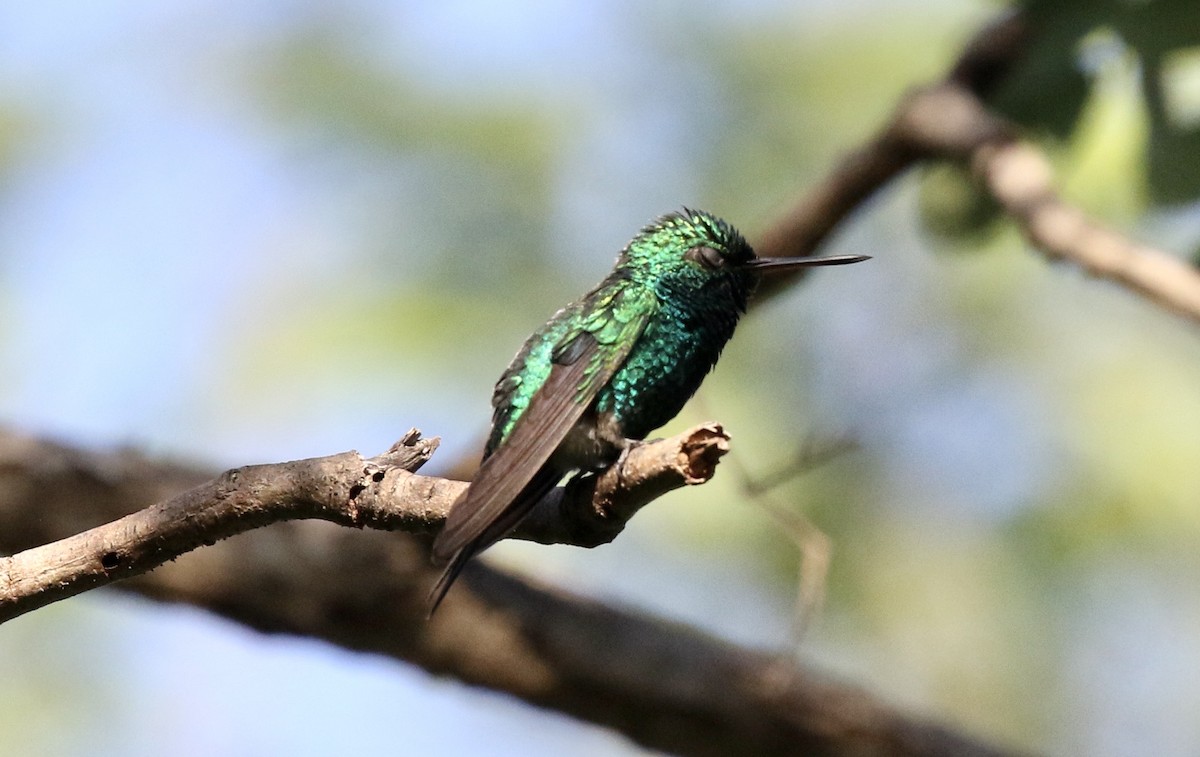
[{"left": 619, "top": 208, "right": 868, "bottom": 310}]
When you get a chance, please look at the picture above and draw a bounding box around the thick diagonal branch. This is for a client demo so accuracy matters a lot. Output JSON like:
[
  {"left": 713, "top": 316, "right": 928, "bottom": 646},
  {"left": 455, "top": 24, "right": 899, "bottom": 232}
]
[
  {"left": 0, "top": 423, "right": 729, "bottom": 624},
  {"left": 0, "top": 427, "right": 1022, "bottom": 757}
]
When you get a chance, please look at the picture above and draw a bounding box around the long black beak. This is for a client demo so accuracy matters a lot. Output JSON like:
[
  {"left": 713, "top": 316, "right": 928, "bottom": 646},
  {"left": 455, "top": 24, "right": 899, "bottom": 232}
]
[{"left": 742, "top": 253, "right": 871, "bottom": 272}]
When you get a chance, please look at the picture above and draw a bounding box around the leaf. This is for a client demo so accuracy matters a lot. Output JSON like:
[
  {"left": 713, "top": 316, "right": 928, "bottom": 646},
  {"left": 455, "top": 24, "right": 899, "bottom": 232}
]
[{"left": 987, "top": 0, "right": 1095, "bottom": 139}]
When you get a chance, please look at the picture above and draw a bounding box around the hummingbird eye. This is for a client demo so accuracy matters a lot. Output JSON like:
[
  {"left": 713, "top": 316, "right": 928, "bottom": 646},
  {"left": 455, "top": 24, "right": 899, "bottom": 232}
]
[{"left": 686, "top": 246, "right": 726, "bottom": 270}]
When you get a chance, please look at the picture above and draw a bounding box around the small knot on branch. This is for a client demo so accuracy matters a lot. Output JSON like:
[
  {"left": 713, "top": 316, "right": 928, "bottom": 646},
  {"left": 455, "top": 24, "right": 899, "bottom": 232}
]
[{"left": 374, "top": 429, "right": 441, "bottom": 472}]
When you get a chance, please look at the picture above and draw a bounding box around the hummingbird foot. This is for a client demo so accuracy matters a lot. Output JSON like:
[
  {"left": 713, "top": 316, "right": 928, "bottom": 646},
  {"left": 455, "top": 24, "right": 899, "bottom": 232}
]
[{"left": 612, "top": 437, "right": 646, "bottom": 491}]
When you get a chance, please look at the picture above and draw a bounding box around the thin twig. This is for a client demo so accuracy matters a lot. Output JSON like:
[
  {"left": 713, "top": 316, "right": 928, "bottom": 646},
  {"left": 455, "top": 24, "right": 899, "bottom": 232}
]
[
  {"left": 723, "top": 438, "right": 854, "bottom": 645},
  {"left": 743, "top": 434, "right": 860, "bottom": 498}
]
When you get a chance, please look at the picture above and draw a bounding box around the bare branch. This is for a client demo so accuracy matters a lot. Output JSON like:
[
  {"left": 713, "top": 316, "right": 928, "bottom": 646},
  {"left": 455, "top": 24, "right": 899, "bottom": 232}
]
[
  {"left": 974, "top": 139, "right": 1200, "bottom": 322},
  {"left": 751, "top": 13, "right": 1028, "bottom": 300},
  {"left": 0, "top": 423, "right": 728, "bottom": 624},
  {"left": 0, "top": 427, "right": 1024, "bottom": 757},
  {"left": 753, "top": 10, "right": 1200, "bottom": 326}
]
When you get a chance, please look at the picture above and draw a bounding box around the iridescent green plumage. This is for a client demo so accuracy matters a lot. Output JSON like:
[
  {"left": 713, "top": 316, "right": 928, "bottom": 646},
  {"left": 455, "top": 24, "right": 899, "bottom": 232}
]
[
  {"left": 487, "top": 212, "right": 752, "bottom": 452},
  {"left": 428, "top": 209, "right": 867, "bottom": 612}
]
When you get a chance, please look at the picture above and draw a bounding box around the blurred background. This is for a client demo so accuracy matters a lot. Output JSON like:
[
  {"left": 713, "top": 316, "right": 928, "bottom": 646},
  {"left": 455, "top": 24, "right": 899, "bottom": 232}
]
[{"left": 2, "top": 1, "right": 1200, "bottom": 755}]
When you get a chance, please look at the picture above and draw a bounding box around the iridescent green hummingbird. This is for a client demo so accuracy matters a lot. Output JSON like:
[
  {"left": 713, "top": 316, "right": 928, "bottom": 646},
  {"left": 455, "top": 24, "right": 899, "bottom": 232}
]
[{"left": 428, "top": 209, "right": 867, "bottom": 612}]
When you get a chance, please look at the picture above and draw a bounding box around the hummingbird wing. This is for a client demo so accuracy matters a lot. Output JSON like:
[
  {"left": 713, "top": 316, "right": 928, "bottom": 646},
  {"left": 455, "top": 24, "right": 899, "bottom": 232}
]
[{"left": 428, "top": 283, "right": 655, "bottom": 608}]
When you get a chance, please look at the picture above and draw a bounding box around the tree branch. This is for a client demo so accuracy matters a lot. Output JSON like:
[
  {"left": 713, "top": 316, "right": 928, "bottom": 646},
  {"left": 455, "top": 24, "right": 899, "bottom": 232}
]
[
  {"left": 0, "top": 427, "right": 1023, "bottom": 757},
  {"left": 753, "top": 11, "right": 1200, "bottom": 326},
  {"left": 752, "top": 11, "right": 1027, "bottom": 299},
  {"left": 0, "top": 423, "right": 729, "bottom": 624},
  {"left": 974, "top": 138, "right": 1200, "bottom": 322}
]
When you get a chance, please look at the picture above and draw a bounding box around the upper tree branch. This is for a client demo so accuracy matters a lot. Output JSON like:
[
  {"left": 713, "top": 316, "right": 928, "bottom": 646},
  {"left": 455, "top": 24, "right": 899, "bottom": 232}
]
[
  {"left": 753, "top": 11, "right": 1200, "bottom": 326},
  {"left": 0, "top": 423, "right": 729, "bottom": 624}
]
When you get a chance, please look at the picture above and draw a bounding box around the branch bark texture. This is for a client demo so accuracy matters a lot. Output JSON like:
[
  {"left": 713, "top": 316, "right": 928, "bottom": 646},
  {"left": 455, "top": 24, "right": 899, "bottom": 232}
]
[
  {"left": 0, "top": 427, "right": 1021, "bottom": 757},
  {"left": 0, "top": 424, "right": 728, "bottom": 624}
]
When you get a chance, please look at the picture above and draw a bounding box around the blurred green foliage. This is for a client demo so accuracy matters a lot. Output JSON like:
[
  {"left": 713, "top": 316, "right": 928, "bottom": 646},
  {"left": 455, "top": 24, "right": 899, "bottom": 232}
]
[
  {"left": 249, "top": 27, "right": 562, "bottom": 286},
  {"left": 0, "top": 108, "right": 30, "bottom": 192},
  {"left": 923, "top": 0, "right": 1200, "bottom": 241}
]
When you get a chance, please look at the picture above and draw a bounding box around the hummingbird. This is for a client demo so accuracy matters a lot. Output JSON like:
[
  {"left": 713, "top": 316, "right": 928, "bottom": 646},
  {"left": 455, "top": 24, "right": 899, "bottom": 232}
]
[{"left": 428, "top": 209, "right": 867, "bottom": 612}]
